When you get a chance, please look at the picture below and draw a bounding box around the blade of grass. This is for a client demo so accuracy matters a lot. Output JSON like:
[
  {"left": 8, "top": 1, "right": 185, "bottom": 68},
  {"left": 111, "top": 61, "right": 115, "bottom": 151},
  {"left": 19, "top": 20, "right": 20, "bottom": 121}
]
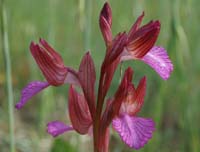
[{"left": 1, "top": 0, "right": 15, "bottom": 151}]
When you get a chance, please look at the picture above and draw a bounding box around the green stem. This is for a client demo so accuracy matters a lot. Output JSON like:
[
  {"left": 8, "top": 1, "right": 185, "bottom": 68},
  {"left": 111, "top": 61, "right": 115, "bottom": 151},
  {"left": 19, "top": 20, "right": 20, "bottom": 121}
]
[{"left": 1, "top": 0, "right": 15, "bottom": 152}]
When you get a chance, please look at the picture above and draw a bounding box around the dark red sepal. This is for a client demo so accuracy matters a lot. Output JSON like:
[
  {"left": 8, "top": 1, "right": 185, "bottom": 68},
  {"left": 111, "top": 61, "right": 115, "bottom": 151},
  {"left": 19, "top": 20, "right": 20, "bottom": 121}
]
[
  {"left": 68, "top": 85, "right": 92, "bottom": 134},
  {"left": 126, "top": 21, "right": 160, "bottom": 58},
  {"left": 30, "top": 39, "right": 67, "bottom": 86},
  {"left": 78, "top": 52, "right": 96, "bottom": 119},
  {"left": 99, "top": 2, "right": 112, "bottom": 46}
]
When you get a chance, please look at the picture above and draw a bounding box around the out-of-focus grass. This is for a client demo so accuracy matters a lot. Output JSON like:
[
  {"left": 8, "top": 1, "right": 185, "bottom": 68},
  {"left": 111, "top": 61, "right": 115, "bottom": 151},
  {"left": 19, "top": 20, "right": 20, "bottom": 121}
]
[{"left": 0, "top": 0, "right": 200, "bottom": 151}]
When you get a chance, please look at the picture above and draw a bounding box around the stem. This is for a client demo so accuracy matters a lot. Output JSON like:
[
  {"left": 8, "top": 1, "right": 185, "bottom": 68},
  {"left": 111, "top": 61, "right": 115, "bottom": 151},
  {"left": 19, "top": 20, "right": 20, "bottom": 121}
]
[
  {"left": 1, "top": 0, "right": 15, "bottom": 151},
  {"left": 93, "top": 67, "right": 107, "bottom": 152}
]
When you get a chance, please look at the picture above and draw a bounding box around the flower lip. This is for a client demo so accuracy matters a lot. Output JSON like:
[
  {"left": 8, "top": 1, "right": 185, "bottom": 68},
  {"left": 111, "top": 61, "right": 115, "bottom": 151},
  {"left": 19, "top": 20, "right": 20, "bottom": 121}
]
[{"left": 30, "top": 39, "right": 68, "bottom": 86}]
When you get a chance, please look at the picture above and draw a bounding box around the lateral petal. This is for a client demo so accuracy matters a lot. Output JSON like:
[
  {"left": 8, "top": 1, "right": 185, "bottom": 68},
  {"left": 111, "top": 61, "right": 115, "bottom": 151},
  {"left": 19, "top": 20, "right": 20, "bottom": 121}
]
[
  {"left": 120, "top": 77, "right": 146, "bottom": 115},
  {"left": 112, "top": 115, "right": 155, "bottom": 150},
  {"left": 15, "top": 81, "right": 49, "bottom": 109},
  {"left": 141, "top": 46, "right": 173, "bottom": 80},
  {"left": 128, "top": 12, "right": 144, "bottom": 39},
  {"left": 68, "top": 86, "right": 92, "bottom": 134},
  {"left": 47, "top": 121, "right": 73, "bottom": 137}
]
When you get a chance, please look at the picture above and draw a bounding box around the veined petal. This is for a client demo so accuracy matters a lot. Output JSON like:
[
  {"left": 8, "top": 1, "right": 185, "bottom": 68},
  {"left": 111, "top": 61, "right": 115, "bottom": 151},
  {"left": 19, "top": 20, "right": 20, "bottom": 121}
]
[
  {"left": 99, "top": 16, "right": 112, "bottom": 46},
  {"left": 112, "top": 115, "right": 155, "bottom": 150},
  {"left": 141, "top": 46, "right": 173, "bottom": 80},
  {"left": 128, "top": 12, "right": 144, "bottom": 39},
  {"left": 78, "top": 52, "right": 96, "bottom": 119},
  {"left": 68, "top": 86, "right": 92, "bottom": 134},
  {"left": 15, "top": 81, "right": 49, "bottom": 109},
  {"left": 99, "top": 2, "right": 112, "bottom": 46},
  {"left": 100, "top": 2, "right": 112, "bottom": 27},
  {"left": 101, "top": 67, "right": 133, "bottom": 130},
  {"left": 30, "top": 39, "right": 67, "bottom": 86},
  {"left": 104, "top": 32, "right": 127, "bottom": 66},
  {"left": 120, "top": 77, "right": 146, "bottom": 115},
  {"left": 126, "top": 21, "right": 160, "bottom": 58},
  {"left": 47, "top": 121, "right": 73, "bottom": 137}
]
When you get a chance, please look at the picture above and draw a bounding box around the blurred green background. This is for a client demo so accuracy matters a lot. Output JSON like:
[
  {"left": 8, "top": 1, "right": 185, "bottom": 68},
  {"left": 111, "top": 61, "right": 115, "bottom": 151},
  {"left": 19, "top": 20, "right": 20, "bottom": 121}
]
[{"left": 0, "top": 0, "right": 200, "bottom": 151}]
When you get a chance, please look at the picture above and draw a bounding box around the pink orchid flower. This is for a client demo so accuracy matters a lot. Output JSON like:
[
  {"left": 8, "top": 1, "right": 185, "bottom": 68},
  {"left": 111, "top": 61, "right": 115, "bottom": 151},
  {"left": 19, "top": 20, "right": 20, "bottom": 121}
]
[
  {"left": 100, "top": 3, "right": 173, "bottom": 80},
  {"left": 16, "top": 2, "right": 173, "bottom": 152}
]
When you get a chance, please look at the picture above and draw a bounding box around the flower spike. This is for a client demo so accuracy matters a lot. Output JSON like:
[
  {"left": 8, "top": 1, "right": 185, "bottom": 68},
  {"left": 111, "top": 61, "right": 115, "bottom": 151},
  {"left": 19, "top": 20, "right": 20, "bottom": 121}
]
[{"left": 16, "top": 2, "right": 173, "bottom": 152}]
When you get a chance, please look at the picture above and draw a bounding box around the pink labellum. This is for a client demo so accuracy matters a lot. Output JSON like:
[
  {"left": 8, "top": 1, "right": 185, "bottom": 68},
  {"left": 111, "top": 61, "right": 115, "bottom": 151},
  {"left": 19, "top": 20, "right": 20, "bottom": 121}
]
[
  {"left": 78, "top": 52, "right": 96, "bottom": 118},
  {"left": 112, "top": 115, "right": 155, "bottom": 150},
  {"left": 126, "top": 21, "right": 160, "bottom": 59},
  {"left": 15, "top": 81, "right": 49, "bottom": 109},
  {"left": 68, "top": 86, "right": 92, "bottom": 134},
  {"left": 141, "top": 46, "right": 173, "bottom": 80},
  {"left": 47, "top": 121, "right": 73, "bottom": 137},
  {"left": 30, "top": 39, "right": 68, "bottom": 86}
]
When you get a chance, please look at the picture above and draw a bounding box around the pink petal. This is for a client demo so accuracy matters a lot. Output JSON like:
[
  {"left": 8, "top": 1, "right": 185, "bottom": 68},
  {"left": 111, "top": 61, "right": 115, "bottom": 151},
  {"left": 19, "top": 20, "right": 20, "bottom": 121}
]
[
  {"left": 15, "top": 81, "right": 49, "bottom": 109},
  {"left": 141, "top": 46, "right": 173, "bottom": 80},
  {"left": 112, "top": 115, "right": 155, "bottom": 150},
  {"left": 47, "top": 121, "right": 73, "bottom": 137}
]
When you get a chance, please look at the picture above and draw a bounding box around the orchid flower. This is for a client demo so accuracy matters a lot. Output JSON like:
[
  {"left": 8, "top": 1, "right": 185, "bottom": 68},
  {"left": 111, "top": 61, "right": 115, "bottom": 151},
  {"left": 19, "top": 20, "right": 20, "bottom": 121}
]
[
  {"left": 16, "top": 2, "right": 173, "bottom": 152},
  {"left": 15, "top": 39, "right": 79, "bottom": 109},
  {"left": 100, "top": 3, "right": 173, "bottom": 80}
]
